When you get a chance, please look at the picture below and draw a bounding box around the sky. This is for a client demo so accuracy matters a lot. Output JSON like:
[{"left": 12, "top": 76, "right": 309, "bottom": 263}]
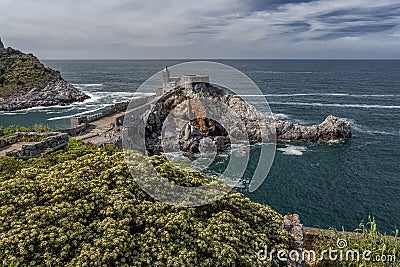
[{"left": 0, "top": 0, "right": 399, "bottom": 59}]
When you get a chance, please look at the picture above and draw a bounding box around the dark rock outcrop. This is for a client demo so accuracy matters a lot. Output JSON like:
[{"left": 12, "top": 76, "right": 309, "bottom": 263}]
[
  {"left": 0, "top": 37, "right": 89, "bottom": 111},
  {"left": 0, "top": 80, "right": 89, "bottom": 111},
  {"left": 271, "top": 114, "right": 352, "bottom": 142}
]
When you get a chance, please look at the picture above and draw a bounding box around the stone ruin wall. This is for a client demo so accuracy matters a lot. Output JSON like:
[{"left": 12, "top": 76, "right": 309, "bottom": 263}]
[{"left": 6, "top": 133, "right": 69, "bottom": 159}]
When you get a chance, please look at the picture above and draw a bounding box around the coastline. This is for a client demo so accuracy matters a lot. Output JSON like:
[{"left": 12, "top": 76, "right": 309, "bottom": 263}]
[{"left": 1, "top": 60, "right": 398, "bottom": 255}]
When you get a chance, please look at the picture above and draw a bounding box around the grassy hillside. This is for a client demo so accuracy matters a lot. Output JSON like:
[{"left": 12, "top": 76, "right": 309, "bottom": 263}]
[
  {"left": 0, "top": 140, "right": 289, "bottom": 266},
  {"left": 0, "top": 46, "right": 61, "bottom": 98}
]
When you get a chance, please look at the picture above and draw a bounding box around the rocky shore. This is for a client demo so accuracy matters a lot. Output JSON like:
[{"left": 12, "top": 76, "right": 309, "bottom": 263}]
[
  {"left": 273, "top": 114, "right": 351, "bottom": 142},
  {"left": 0, "top": 79, "right": 89, "bottom": 111},
  {"left": 136, "top": 82, "right": 351, "bottom": 154}
]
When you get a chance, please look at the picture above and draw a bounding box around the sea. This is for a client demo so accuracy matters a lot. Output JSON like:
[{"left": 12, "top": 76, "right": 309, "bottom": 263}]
[{"left": 1, "top": 60, "right": 399, "bottom": 233}]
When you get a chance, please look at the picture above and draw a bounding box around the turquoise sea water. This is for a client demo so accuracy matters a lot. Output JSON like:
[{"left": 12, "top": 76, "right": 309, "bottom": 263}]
[{"left": 1, "top": 60, "right": 399, "bottom": 232}]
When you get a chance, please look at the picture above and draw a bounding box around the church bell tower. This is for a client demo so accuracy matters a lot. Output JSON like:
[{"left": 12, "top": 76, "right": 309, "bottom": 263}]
[{"left": 163, "top": 65, "right": 170, "bottom": 84}]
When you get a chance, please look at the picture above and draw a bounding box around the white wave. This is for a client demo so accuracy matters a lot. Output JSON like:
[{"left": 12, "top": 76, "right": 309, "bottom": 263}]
[
  {"left": 72, "top": 83, "right": 103, "bottom": 87},
  {"left": 1, "top": 90, "right": 150, "bottom": 117},
  {"left": 45, "top": 111, "right": 64, "bottom": 114},
  {"left": 327, "top": 139, "right": 345, "bottom": 144},
  {"left": 75, "top": 91, "right": 149, "bottom": 106},
  {"left": 344, "top": 118, "right": 370, "bottom": 134},
  {"left": 277, "top": 145, "right": 307, "bottom": 156},
  {"left": 47, "top": 114, "right": 78, "bottom": 121},
  {"left": 47, "top": 105, "right": 110, "bottom": 121},
  {"left": 357, "top": 127, "right": 399, "bottom": 136},
  {"left": 294, "top": 93, "right": 346, "bottom": 96},
  {"left": 342, "top": 118, "right": 399, "bottom": 136},
  {"left": 45, "top": 106, "right": 83, "bottom": 114},
  {"left": 238, "top": 93, "right": 400, "bottom": 98},
  {"left": 269, "top": 101, "right": 400, "bottom": 109},
  {"left": 78, "top": 91, "right": 102, "bottom": 104},
  {"left": 133, "top": 92, "right": 156, "bottom": 96},
  {"left": 252, "top": 70, "right": 314, "bottom": 74},
  {"left": 0, "top": 112, "right": 19, "bottom": 115},
  {"left": 1, "top": 104, "right": 75, "bottom": 114},
  {"left": 89, "top": 91, "right": 130, "bottom": 96},
  {"left": 114, "top": 92, "right": 147, "bottom": 98},
  {"left": 27, "top": 105, "right": 66, "bottom": 111},
  {"left": 355, "top": 94, "right": 400, "bottom": 97},
  {"left": 238, "top": 93, "right": 349, "bottom": 97},
  {"left": 272, "top": 113, "right": 290, "bottom": 120},
  {"left": 82, "top": 91, "right": 154, "bottom": 100}
]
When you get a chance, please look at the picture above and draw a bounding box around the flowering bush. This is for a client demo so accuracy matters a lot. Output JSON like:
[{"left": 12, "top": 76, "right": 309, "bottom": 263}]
[
  {"left": 0, "top": 140, "right": 288, "bottom": 266},
  {"left": 0, "top": 124, "right": 51, "bottom": 138}
]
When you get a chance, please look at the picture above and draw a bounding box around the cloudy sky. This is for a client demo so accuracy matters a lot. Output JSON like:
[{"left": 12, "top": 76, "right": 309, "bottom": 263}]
[{"left": 1, "top": 0, "right": 400, "bottom": 59}]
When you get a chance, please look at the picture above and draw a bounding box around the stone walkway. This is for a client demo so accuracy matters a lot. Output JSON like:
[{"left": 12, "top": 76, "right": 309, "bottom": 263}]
[{"left": 74, "top": 111, "right": 125, "bottom": 145}]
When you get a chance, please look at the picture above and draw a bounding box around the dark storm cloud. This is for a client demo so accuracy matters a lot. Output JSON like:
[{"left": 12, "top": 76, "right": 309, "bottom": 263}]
[{"left": 0, "top": 0, "right": 399, "bottom": 59}]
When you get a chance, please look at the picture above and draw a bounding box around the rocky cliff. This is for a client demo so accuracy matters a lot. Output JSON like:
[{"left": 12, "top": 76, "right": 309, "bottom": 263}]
[
  {"left": 140, "top": 82, "right": 351, "bottom": 154},
  {"left": 0, "top": 37, "right": 89, "bottom": 111}
]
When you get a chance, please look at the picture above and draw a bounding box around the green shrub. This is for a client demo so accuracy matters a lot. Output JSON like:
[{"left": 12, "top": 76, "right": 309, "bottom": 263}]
[
  {"left": 311, "top": 217, "right": 399, "bottom": 266},
  {"left": 0, "top": 157, "right": 25, "bottom": 182},
  {"left": 0, "top": 124, "right": 51, "bottom": 138},
  {"left": 0, "top": 140, "right": 288, "bottom": 266},
  {"left": 19, "top": 135, "right": 49, "bottom": 142}
]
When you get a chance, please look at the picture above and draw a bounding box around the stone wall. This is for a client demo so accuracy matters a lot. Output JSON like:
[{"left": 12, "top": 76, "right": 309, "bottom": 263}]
[
  {"left": 87, "top": 113, "right": 104, "bottom": 123},
  {"left": 0, "top": 132, "right": 59, "bottom": 149},
  {"left": 181, "top": 75, "right": 209, "bottom": 89},
  {"left": 59, "top": 124, "right": 87, "bottom": 136},
  {"left": 129, "top": 96, "right": 155, "bottom": 110},
  {"left": 6, "top": 133, "right": 69, "bottom": 159},
  {"left": 284, "top": 214, "right": 305, "bottom": 267},
  {"left": 0, "top": 135, "right": 18, "bottom": 149},
  {"left": 87, "top": 102, "right": 130, "bottom": 123},
  {"left": 113, "top": 96, "right": 156, "bottom": 127},
  {"left": 71, "top": 115, "right": 88, "bottom": 128},
  {"left": 58, "top": 101, "right": 131, "bottom": 136},
  {"left": 283, "top": 214, "right": 399, "bottom": 266}
]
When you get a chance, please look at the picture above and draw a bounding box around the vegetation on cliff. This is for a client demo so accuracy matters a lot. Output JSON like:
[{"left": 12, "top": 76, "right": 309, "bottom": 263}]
[
  {"left": 311, "top": 218, "right": 399, "bottom": 267},
  {"left": 0, "top": 43, "right": 60, "bottom": 98},
  {"left": 0, "top": 140, "right": 289, "bottom": 266},
  {"left": 0, "top": 37, "right": 89, "bottom": 110}
]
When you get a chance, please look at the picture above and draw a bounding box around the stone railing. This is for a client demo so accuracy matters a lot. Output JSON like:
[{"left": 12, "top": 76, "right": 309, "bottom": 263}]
[
  {"left": 87, "top": 102, "right": 130, "bottom": 123},
  {"left": 58, "top": 98, "right": 155, "bottom": 137},
  {"left": 58, "top": 101, "right": 132, "bottom": 136}
]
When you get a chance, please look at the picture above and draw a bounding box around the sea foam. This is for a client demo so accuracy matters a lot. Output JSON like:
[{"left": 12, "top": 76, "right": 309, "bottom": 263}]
[
  {"left": 277, "top": 145, "right": 307, "bottom": 156},
  {"left": 269, "top": 102, "right": 400, "bottom": 109},
  {"left": 238, "top": 93, "right": 400, "bottom": 98},
  {"left": 47, "top": 105, "right": 110, "bottom": 121}
]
